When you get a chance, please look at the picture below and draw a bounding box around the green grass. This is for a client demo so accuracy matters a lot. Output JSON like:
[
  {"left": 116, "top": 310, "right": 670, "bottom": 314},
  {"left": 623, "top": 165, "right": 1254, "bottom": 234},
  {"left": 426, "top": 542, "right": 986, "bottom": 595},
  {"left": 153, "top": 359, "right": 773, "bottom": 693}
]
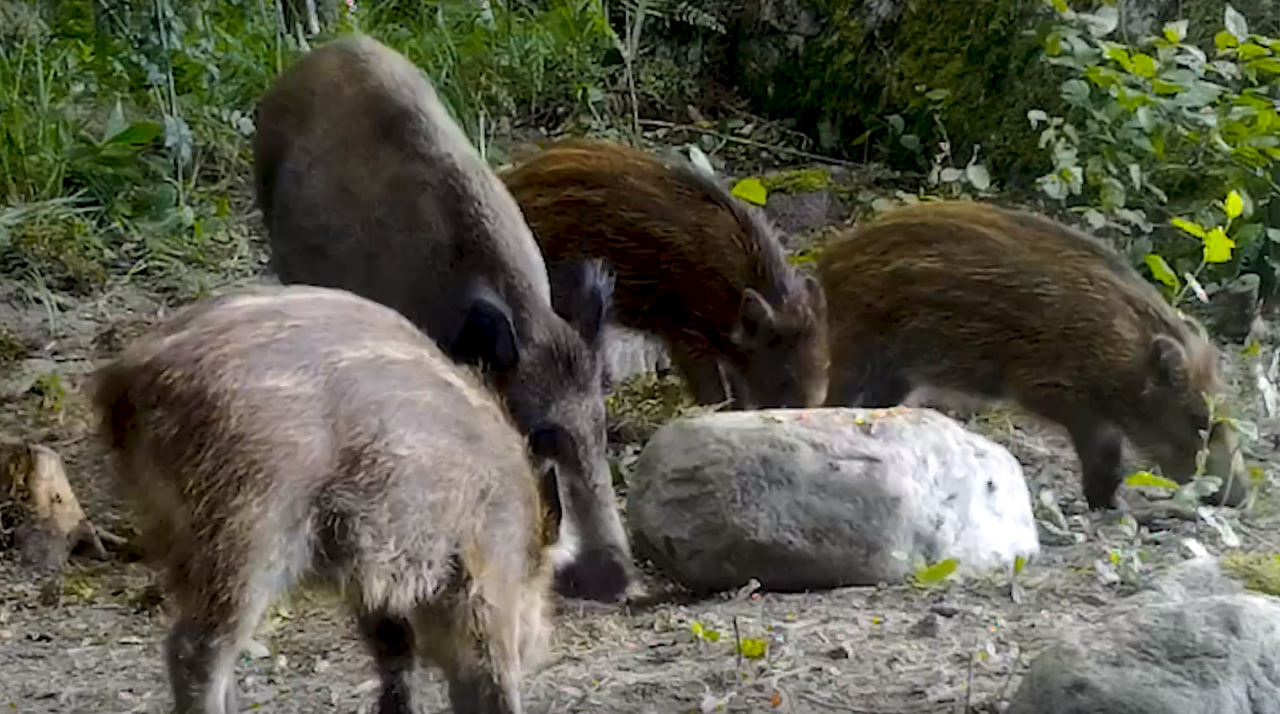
[{"left": 0, "top": 0, "right": 621, "bottom": 298}]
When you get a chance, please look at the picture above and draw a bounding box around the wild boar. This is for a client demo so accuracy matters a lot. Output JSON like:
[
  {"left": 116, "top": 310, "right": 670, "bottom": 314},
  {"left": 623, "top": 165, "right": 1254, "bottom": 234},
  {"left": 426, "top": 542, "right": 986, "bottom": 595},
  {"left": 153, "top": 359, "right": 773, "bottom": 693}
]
[
  {"left": 500, "top": 138, "right": 829, "bottom": 409},
  {"left": 252, "top": 34, "right": 631, "bottom": 602},
  {"left": 817, "top": 200, "right": 1221, "bottom": 510},
  {"left": 91, "top": 285, "right": 560, "bottom": 714}
]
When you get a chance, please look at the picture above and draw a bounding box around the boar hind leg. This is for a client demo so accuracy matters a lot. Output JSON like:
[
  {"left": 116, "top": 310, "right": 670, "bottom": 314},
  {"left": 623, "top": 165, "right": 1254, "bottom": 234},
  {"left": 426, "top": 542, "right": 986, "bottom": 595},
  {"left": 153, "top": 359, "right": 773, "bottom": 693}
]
[
  {"left": 668, "top": 341, "right": 729, "bottom": 407},
  {"left": 448, "top": 599, "right": 524, "bottom": 714},
  {"left": 166, "top": 581, "right": 272, "bottom": 714},
  {"left": 421, "top": 575, "right": 526, "bottom": 714},
  {"left": 357, "top": 610, "right": 419, "bottom": 714}
]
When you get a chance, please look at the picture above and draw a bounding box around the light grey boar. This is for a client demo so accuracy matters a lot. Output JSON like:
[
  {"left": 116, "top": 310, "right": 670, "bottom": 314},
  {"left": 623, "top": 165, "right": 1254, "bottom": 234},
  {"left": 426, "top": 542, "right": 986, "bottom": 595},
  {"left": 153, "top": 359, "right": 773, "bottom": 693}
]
[
  {"left": 91, "top": 285, "right": 561, "bottom": 714},
  {"left": 252, "top": 34, "right": 632, "bottom": 602}
]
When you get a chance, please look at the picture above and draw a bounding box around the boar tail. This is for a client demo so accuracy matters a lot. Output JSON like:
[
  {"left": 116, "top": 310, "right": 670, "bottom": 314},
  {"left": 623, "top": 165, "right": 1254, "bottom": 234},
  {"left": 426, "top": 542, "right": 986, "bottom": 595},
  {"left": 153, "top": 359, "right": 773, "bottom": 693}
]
[{"left": 89, "top": 361, "right": 137, "bottom": 451}]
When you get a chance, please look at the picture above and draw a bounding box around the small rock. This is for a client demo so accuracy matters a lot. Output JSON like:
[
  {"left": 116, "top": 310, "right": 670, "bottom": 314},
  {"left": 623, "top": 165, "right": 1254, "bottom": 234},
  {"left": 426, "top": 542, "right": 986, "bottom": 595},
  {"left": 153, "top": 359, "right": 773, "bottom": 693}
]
[
  {"left": 909, "top": 613, "right": 946, "bottom": 638},
  {"left": 763, "top": 189, "right": 848, "bottom": 241},
  {"left": 1007, "top": 558, "right": 1280, "bottom": 714},
  {"left": 1208, "top": 273, "right": 1260, "bottom": 342},
  {"left": 826, "top": 643, "right": 853, "bottom": 659},
  {"left": 627, "top": 407, "right": 1040, "bottom": 592},
  {"left": 242, "top": 638, "right": 271, "bottom": 660},
  {"left": 929, "top": 603, "right": 961, "bottom": 618},
  {"left": 601, "top": 325, "right": 671, "bottom": 387}
]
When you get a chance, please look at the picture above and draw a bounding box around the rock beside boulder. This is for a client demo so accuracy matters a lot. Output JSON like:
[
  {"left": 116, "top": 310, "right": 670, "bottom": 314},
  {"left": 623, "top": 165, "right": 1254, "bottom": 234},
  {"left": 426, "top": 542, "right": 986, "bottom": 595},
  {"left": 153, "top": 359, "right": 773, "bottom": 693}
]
[
  {"left": 1208, "top": 273, "right": 1262, "bottom": 343},
  {"left": 626, "top": 406, "right": 1039, "bottom": 593},
  {"left": 1007, "top": 558, "right": 1280, "bottom": 714},
  {"left": 601, "top": 324, "right": 670, "bottom": 388}
]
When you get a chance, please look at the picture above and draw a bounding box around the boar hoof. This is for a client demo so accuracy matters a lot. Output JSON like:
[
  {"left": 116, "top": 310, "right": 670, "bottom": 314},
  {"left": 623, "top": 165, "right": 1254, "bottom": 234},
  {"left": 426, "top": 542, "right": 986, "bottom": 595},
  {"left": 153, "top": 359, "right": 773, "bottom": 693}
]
[{"left": 554, "top": 548, "right": 630, "bottom": 603}]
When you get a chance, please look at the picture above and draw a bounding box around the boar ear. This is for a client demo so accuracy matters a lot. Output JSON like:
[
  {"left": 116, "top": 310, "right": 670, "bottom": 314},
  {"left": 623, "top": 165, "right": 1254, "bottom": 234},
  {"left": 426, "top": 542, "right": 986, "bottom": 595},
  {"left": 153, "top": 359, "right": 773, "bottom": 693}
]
[
  {"left": 802, "top": 273, "right": 827, "bottom": 315},
  {"left": 1149, "top": 334, "right": 1188, "bottom": 387},
  {"left": 454, "top": 283, "right": 520, "bottom": 372},
  {"left": 736, "top": 288, "right": 775, "bottom": 341},
  {"left": 550, "top": 258, "right": 614, "bottom": 345},
  {"left": 538, "top": 463, "right": 564, "bottom": 534}
]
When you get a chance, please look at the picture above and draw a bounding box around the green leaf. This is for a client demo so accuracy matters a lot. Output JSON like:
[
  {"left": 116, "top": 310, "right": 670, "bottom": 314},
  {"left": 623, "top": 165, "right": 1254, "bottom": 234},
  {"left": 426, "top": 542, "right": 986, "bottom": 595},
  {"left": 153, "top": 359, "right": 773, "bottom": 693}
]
[
  {"left": 1083, "top": 6, "right": 1119, "bottom": 37},
  {"left": 1084, "top": 64, "right": 1120, "bottom": 88},
  {"left": 1050, "top": 0, "right": 1069, "bottom": 14},
  {"left": 1204, "top": 226, "right": 1236, "bottom": 263},
  {"left": 1125, "top": 471, "right": 1181, "bottom": 490},
  {"left": 1104, "top": 45, "right": 1133, "bottom": 71},
  {"left": 107, "top": 121, "right": 163, "bottom": 147},
  {"left": 738, "top": 637, "right": 768, "bottom": 660},
  {"left": 1216, "top": 30, "right": 1240, "bottom": 50},
  {"left": 1225, "top": 4, "right": 1249, "bottom": 43},
  {"left": 1248, "top": 58, "right": 1280, "bottom": 74},
  {"left": 1233, "top": 222, "right": 1262, "bottom": 246},
  {"left": 925, "top": 88, "right": 952, "bottom": 102},
  {"left": 690, "top": 620, "right": 721, "bottom": 642},
  {"left": 1151, "top": 78, "right": 1185, "bottom": 94},
  {"left": 914, "top": 558, "right": 959, "bottom": 584},
  {"left": 1061, "top": 79, "right": 1092, "bottom": 106},
  {"left": 1225, "top": 190, "right": 1244, "bottom": 220},
  {"left": 1238, "top": 43, "right": 1270, "bottom": 60},
  {"left": 1144, "top": 254, "right": 1179, "bottom": 288},
  {"left": 1131, "top": 53, "right": 1157, "bottom": 77},
  {"left": 1014, "top": 554, "right": 1027, "bottom": 576},
  {"left": 1163, "top": 20, "right": 1188, "bottom": 43},
  {"left": 1171, "top": 217, "right": 1207, "bottom": 238},
  {"left": 730, "top": 177, "right": 768, "bottom": 206},
  {"left": 103, "top": 99, "right": 127, "bottom": 145}
]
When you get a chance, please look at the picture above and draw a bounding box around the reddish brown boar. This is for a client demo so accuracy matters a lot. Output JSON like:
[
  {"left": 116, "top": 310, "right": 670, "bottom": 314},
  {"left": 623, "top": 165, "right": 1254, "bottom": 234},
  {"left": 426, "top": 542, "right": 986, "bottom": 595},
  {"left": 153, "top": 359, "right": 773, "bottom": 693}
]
[
  {"left": 817, "top": 200, "right": 1222, "bottom": 510},
  {"left": 500, "top": 138, "right": 829, "bottom": 409},
  {"left": 91, "top": 285, "right": 561, "bottom": 714},
  {"left": 253, "top": 35, "right": 632, "bottom": 602}
]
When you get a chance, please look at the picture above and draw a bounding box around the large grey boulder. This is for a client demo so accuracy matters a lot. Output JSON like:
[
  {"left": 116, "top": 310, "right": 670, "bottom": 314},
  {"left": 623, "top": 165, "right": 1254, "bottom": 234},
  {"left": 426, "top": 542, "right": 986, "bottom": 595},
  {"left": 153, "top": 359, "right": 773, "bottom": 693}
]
[
  {"left": 1007, "top": 558, "right": 1280, "bottom": 714},
  {"left": 626, "top": 406, "right": 1039, "bottom": 593}
]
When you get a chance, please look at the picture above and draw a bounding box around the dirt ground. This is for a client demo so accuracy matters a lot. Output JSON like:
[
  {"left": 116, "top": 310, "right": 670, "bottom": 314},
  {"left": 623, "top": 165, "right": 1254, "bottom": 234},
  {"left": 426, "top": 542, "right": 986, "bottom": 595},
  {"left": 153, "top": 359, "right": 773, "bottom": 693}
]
[{"left": 3, "top": 192, "right": 1280, "bottom": 714}]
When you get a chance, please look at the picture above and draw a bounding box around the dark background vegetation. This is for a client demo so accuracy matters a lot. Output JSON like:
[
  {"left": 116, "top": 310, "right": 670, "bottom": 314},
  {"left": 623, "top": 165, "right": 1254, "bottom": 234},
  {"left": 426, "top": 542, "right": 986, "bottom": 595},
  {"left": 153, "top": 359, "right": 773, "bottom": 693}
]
[{"left": 2, "top": 0, "right": 1280, "bottom": 311}]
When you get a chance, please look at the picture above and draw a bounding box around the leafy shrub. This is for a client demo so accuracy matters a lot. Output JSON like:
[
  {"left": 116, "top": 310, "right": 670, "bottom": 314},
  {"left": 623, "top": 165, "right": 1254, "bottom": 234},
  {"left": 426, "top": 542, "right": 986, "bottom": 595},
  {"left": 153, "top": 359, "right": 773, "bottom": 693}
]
[{"left": 1030, "top": 2, "right": 1280, "bottom": 305}]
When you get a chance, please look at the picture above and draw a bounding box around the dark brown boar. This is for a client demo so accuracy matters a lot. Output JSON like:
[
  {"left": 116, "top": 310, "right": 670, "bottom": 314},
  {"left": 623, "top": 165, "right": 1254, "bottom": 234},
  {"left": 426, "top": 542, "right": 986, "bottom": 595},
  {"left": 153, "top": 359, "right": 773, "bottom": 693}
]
[
  {"left": 91, "top": 285, "right": 560, "bottom": 714},
  {"left": 500, "top": 138, "right": 829, "bottom": 410},
  {"left": 252, "top": 35, "right": 632, "bottom": 603},
  {"left": 817, "top": 200, "right": 1222, "bottom": 510}
]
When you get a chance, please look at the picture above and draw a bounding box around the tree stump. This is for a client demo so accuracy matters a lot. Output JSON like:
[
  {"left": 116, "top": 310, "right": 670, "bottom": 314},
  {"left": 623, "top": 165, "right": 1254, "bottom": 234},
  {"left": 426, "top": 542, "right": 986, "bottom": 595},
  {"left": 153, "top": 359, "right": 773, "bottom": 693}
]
[{"left": 0, "top": 437, "right": 107, "bottom": 571}]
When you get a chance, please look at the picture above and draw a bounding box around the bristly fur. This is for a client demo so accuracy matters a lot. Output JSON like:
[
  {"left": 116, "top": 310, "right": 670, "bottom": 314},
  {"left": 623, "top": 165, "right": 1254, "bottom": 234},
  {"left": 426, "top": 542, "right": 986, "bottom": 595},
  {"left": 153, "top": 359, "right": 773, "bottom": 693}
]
[
  {"left": 91, "top": 284, "right": 558, "bottom": 714},
  {"left": 501, "top": 137, "right": 829, "bottom": 409},
  {"left": 818, "top": 199, "right": 1222, "bottom": 510},
  {"left": 252, "top": 34, "right": 633, "bottom": 604}
]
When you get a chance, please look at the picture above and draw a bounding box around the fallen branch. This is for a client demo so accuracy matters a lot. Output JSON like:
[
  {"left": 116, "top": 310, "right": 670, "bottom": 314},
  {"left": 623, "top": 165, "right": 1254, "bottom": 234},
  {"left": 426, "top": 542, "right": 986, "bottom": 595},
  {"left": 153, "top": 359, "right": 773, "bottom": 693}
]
[
  {"left": 0, "top": 437, "right": 107, "bottom": 570},
  {"left": 638, "top": 119, "right": 874, "bottom": 170}
]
